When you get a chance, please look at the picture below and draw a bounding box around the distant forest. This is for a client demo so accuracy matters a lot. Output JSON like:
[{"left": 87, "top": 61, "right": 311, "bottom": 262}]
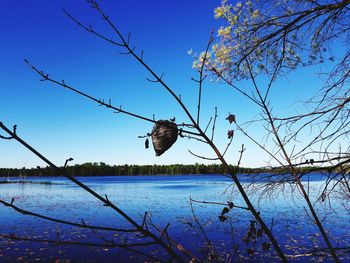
[
  {"left": 0, "top": 162, "right": 323, "bottom": 177},
  {"left": 0, "top": 162, "right": 270, "bottom": 177}
]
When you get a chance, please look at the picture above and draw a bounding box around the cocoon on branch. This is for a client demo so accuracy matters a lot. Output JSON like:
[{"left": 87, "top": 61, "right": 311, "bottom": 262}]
[{"left": 151, "top": 120, "right": 178, "bottom": 156}]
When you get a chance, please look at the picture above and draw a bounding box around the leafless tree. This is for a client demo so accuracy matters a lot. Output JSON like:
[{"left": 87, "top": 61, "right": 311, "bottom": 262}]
[{"left": 2, "top": 0, "right": 350, "bottom": 262}]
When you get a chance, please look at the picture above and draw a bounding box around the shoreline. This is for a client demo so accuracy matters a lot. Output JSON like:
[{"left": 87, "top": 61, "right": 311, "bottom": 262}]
[{"left": 0, "top": 162, "right": 329, "bottom": 178}]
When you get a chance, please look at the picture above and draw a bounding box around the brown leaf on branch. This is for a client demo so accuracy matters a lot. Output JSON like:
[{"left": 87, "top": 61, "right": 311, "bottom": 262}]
[
  {"left": 218, "top": 215, "right": 227, "bottom": 222},
  {"left": 227, "top": 130, "right": 234, "bottom": 139},
  {"left": 228, "top": 202, "right": 234, "bottom": 209},
  {"left": 221, "top": 207, "right": 230, "bottom": 215},
  {"left": 226, "top": 114, "right": 236, "bottom": 124}
]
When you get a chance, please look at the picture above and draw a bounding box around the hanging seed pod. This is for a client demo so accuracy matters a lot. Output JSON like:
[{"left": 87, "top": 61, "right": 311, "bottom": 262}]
[{"left": 151, "top": 120, "right": 178, "bottom": 156}]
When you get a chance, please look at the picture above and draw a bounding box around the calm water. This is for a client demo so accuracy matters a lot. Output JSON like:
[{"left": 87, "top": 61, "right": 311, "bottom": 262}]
[{"left": 0, "top": 174, "right": 349, "bottom": 262}]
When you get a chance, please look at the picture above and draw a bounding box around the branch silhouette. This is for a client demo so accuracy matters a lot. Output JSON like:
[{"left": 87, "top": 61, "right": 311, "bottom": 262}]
[{"left": 0, "top": 122, "right": 187, "bottom": 262}]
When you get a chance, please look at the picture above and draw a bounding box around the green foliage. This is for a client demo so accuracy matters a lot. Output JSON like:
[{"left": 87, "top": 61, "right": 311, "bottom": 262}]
[
  {"left": 0, "top": 163, "right": 326, "bottom": 177},
  {"left": 0, "top": 162, "right": 266, "bottom": 177}
]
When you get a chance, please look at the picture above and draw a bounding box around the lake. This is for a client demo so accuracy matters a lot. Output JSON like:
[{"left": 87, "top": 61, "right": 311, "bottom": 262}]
[{"left": 0, "top": 174, "right": 349, "bottom": 262}]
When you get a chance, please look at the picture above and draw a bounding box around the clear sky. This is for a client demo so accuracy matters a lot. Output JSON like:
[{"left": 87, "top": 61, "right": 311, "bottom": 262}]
[{"left": 0, "top": 0, "right": 327, "bottom": 169}]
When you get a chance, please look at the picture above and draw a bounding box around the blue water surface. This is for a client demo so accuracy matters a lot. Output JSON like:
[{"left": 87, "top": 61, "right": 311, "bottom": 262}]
[{"left": 0, "top": 173, "right": 349, "bottom": 262}]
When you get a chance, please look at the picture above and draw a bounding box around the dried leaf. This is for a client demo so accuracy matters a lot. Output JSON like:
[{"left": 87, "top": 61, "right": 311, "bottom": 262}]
[
  {"left": 226, "top": 114, "right": 236, "bottom": 124},
  {"left": 221, "top": 207, "right": 230, "bottom": 215},
  {"left": 227, "top": 130, "right": 234, "bottom": 139},
  {"left": 228, "top": 202, "right": 234, "bottom": 209},
  {"left": 218, "top": 215, "right": 227, "bottom": 222}
]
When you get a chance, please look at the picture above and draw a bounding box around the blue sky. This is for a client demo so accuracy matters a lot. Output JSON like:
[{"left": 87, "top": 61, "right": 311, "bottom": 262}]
[{"left": 0, "top": 1, "right": 327, "bottom": 168}]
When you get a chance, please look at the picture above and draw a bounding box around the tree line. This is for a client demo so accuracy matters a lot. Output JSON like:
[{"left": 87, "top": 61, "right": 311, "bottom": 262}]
[
  {"left": 0, "top": 162, "right": 269, "bottom": 177},
  {"left": 0, "top": 162, "right": 324, "bottom": 177}
]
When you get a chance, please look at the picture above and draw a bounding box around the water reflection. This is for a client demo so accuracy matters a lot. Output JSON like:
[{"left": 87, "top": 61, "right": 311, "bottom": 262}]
[{"left": 0, "top": 174, "right": 349, "bottom": 262}]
